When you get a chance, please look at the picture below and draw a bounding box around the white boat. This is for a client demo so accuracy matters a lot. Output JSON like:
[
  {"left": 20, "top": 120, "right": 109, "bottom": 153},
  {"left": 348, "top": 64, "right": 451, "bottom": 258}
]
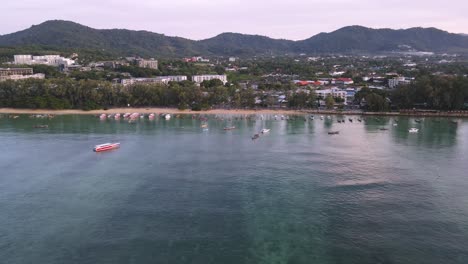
[
  {"left": 93, "top": 142, "right": 120, "bottom": 152},
  {"left": 99, "top": 114, "right": 107, "bottom": 120},
  {"left": 320, "top": 116, "right": 324, "bottom": 120},
  {"left": 261, "top": 129, "right": 270, "bottom": 134},
  {"left": 409, "top": 128, "right": 419, "bottom": 133},
  {"left": 165, "top": 114, "right": 171, "bottom": 120}
]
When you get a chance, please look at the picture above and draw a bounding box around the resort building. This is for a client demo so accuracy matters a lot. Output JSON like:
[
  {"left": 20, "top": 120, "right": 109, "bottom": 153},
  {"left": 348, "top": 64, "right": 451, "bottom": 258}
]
[
  {"left": 137, "top": 59, "right": 158, "bottom": 70},
  {"left": 0, "top": 68, "right": 44, "bottom": 81},
  {"left": 13, "top": 54, "right": 75, "bottom": 67},
  {"left": 121, "top": 76, "right": 187, "bottom": 86},
  {"left": 192, "top": 74, "right": 227, "bottom": 84}
]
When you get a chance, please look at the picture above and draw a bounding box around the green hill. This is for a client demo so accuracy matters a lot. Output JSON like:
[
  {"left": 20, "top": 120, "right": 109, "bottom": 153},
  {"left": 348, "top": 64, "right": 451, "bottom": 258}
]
[{"left": 1, "top": 20, "right": 468, "bottom": 57}]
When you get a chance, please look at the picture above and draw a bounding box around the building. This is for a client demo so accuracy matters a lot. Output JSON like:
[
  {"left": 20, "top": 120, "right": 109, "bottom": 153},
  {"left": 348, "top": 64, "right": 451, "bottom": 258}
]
[
  {"left": 137, "top": 59, "right": 158, "bottom": 70},
  {"left": 121, "top": 76, "right": 187, "bottom": 86},
  {"left": 192, "top": 74, "right": 227, "bottom": 84},
  {"left": 333, "top": 78, "right": 354, "bottom": 85},
  {"left": 388, "top": 77, "right": 412, "bottom": 88},
  {"left": 13, "top": 55, "right": 33, "bottom": 64},
  {"left": 13, "top": 54, "right": 75, "bottom": 67},
  {"left": 315, "top": 88, "right": 348, "bottom": 105},
  {"left": 0, "top": 73, "right": 45, "bottom": 81},
  {"left": 0, "top": 68, "right": 33, "bottom": 76}
]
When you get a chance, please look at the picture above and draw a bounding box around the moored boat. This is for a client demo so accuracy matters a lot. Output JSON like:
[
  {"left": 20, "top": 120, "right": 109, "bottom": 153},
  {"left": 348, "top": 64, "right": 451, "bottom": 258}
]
[
  {"left": 93, "top": 142, "right": 120, "bottom": 152},
  {"left": 224, "top": 126, "right": 236, "bottom": 130},
  {"left": 409, "top": 128, "right": 419, "bottom": 133},
  {"left": 328, "top": 131, "right": 339, "bottom": 135},
  {"left": 261, "top": 128, "right": 270, "bottom": 134}
]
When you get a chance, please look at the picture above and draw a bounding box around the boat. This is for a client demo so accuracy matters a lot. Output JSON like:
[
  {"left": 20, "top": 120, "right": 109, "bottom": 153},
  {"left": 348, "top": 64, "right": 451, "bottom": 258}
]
[
  {"left": 415, "top": 119, "right": 421, "bottom": 123},
  {"left": 309, "top": 115, "right": 314, "bottom": 120},
  {"left": 99, "top": 114, "right": 107, "bottom": 120},
  {"left": 379, "top": 128, "right": 389, "bottom": 131},
  {"left": 357, "top": 119, "right": 362, "bottom": 122},
  {"left": 320, "top": 116, "right": 324, "bottom": 120},
  {"left": 337, "top": 120, "right": 342, "bottom": 123},
  {"left": 114, "top": 113, "right": 121, "bottom": 120},
  {"left": 261, "top": 128, "right": 270, "bottom": 134},
  {"left": 328, "top": 131, "right": 339, "bottom": 135},
  {"left": 450, "top": 120, "right": 458, "bottom": 125},
  {"left": 165, "top": 114, "right": 171, "bottom": 120},
  {"left": 224, "top": 126, "right": 236, "bottom": 130},
  {"left": 33, "top": 125, "right": 48, "bottom": 129},
  {"left": 93, "top": 142, "right": 120, "bottom": 152},
  {"left": 149, "top": 113, "right": 155, "bottom": 120},
  {"left": 409, "top": 128, "right": 419, "bottom": 133},
  {"left": 349, "top": 118, "right": 353, "bottom": 122},
  {"left": 252, "top": 134, "right": 260, "bottom": 140},
  {"left": 201, "top": 124, "right": 208, "bottom": 128}
]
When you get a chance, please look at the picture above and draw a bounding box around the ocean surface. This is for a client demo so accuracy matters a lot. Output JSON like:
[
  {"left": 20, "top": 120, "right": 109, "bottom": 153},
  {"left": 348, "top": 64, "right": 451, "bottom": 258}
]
[{"left": 1, "top": 114, "right": 468, "bottom": 264}]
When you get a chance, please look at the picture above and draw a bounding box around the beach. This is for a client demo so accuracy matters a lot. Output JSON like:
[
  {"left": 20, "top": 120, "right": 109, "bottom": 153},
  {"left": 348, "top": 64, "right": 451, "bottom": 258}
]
[{"left": 0, "top": 108, "right": 305, "bottom": 115}]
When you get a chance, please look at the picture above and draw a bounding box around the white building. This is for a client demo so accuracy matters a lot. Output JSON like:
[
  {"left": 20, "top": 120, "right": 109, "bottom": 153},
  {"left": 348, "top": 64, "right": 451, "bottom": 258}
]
[
  {"left": 192, "top": 74, "right": 227, "bottom": 84},
  {"left": 388, "top": 77, "right": 412, "bottom": 88},
  {"left": 137, "top": 59, "right": 158, "bottom": 69},
  {"left": 13, "top": 54, "right": 75, "bottom": 67},
  {"left": 13, "top": 55, "right": 33, "bottom": 64},
  {"left": 121, "top": 75, "right": 187, "bottom": 86},
  {"left": 315, "top": 88, "right": 348, "bottom": 105},
  {"left": 0, "top": 73, "right": 45, "bottom": 82}
]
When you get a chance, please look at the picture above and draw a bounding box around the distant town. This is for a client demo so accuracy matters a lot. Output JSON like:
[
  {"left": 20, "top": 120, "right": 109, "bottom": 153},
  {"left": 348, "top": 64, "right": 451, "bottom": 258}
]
[{"left": 1, "top": 51, "right": 467, "bottom": 112}]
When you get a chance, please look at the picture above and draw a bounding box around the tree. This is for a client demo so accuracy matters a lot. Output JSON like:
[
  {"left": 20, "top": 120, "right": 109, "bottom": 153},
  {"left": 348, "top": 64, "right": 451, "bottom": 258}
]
[{"left": 325, "top": 94, "right": 335, "bottom": 109}]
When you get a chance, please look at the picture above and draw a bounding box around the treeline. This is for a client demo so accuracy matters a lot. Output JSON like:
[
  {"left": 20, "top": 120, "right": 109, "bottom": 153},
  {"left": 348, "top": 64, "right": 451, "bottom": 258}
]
[
  {"left": 355, "top": 75, "right": 468, "bottom": 111},
  {"left": 0, "top": 78, "right": 257, "bottom": 110}
]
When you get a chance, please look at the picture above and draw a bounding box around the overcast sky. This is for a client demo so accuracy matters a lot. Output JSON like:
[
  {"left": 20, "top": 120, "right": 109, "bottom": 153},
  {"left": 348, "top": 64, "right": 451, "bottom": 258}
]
[{"left": 1, "top": 0, "right": 467, "bottom": 40}]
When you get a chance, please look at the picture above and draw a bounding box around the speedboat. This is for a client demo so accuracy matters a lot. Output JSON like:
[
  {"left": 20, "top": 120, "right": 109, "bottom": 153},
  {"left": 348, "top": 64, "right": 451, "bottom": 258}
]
[
  {"left": 93, "top": 142, "right": 120, "bottom": 152},
  {"left": 261, "top": 128, "right": 270, "bottom": 134},
  {"left": 224, "top": 126, "right": 236, "bottom": 130},
  {"left": 328, "top": 131, "right": 339, "bottom": 135},
  {"left": 409, "top": 128, "right": 419, "bottom": 133}
]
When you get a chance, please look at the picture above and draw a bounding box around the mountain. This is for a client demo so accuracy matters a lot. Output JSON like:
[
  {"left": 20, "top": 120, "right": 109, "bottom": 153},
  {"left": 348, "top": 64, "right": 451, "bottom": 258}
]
[{"left": 1, "top": 20, "right": 468, "bottom": 57}]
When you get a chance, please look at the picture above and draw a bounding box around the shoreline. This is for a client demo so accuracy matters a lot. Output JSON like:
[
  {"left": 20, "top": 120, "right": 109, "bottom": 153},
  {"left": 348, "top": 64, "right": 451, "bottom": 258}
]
[{"left": 1, "top": 108, "right": 468, "bottom": 117}]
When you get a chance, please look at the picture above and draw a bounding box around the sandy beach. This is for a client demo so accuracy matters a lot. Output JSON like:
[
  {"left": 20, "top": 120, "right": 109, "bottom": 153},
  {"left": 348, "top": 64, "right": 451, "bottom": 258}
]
[{"left": 0, "top": 108, "right": 305, "bottom": 115}]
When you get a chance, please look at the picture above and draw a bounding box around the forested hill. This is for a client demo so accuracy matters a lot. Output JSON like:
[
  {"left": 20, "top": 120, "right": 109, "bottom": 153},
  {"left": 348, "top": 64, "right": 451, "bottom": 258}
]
[{"left": 1, "top": 20, "right": 468, "bottom": 57}]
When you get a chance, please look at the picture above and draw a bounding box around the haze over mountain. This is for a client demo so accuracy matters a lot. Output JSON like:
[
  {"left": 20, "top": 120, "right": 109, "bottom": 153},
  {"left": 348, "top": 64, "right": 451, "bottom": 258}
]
[{"left": 1, "top": 20, "right": 468, "bottom": 57}]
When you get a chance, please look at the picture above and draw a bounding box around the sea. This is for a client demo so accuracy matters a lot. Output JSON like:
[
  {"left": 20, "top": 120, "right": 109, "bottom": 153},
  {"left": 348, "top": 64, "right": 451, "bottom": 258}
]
[{"left": 1, "top": 114, "right": 467, "bottom": 264}]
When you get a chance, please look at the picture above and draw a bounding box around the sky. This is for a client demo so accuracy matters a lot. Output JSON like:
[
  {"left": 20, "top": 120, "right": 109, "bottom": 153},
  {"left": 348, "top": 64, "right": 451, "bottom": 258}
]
[{"left": 1, "top": 0, "right": 467, "bottom": 40}]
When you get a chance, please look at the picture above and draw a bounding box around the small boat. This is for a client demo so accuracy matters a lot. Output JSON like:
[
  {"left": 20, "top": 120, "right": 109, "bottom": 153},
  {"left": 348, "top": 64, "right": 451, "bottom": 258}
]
[
  {"left": 309, "top": 115, "right": 314, "bottom": 120},
  {"left": 379, "top": 128, "right": 389, "bottom": 131},
  {"left": 201, "top": 124, "right": 208, "bottom": 128},
  {"left": 252, "top": 134, "right": 260, "bottom": 140},
  {"left": 99, "top": 114, "right": 107, "bottom": 120},
  {"left": 450, "top": 120, "right": 458, "bottom": 125},
  {"left": 33, "top": 125, "right": 48, "bottom": 129},
  {"left": 409, "top": 128, "right": 419, "bottom": 133},
  {"left": 320, "top": 116, "right": 324, "bottom": 120},
  {"left": 114, "top": 113, "right": 121, "bottom": 120},
  {"left": 328, "top": 131, "right": 339, "bottom": 135},
  {"left": 415, "top": 119, "right": 421, "bottom": 123},
  {"left": 149, "top": 113, "right": 155, "bottom": 120},
  {"left": 165, "top": 114, "right": 171, "bottom": 120},
  {"left": 224, "top": 126, "right": 236, "bottom": 130},
  {"left": 261, "top": 129, "right": 270, "bottom": 134},
  {"left": 337, "top": 120, "right": 342, "bottom": 123},
  {"left": 393, "top": 123, "right": 398, "bottom": 126},
  {"left": 357, "top": 119, "right": 362, "bottom": 122},
  {"left": 93, "top": 142, "right": 120, "bottom": 152},
  {"left": 342, "top": 119, "right": 345, "bottom": 122},
  {"left": 349, "top": 118, "right": 353, "bottom": 122}
]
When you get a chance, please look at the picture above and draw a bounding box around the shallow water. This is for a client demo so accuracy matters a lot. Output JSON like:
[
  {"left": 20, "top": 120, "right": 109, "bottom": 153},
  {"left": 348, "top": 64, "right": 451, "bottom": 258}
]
[{"left": 1, "top": 114, "right": 468, "bottom": 264}]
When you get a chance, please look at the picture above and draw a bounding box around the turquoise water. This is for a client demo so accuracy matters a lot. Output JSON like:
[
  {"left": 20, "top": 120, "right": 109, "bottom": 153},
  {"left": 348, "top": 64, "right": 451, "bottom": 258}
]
[{"left": 1, "top": 114, "right": 468, "bottom": 264}]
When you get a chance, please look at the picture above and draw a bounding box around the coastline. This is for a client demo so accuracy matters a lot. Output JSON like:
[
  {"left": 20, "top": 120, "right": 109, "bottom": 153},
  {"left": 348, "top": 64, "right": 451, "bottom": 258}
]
[
  {"left": 0, "top": 108, "right": 304, "bottom": 115},
  {"left": 1, "top": 108, "right": 468, "bottom": 117}
]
